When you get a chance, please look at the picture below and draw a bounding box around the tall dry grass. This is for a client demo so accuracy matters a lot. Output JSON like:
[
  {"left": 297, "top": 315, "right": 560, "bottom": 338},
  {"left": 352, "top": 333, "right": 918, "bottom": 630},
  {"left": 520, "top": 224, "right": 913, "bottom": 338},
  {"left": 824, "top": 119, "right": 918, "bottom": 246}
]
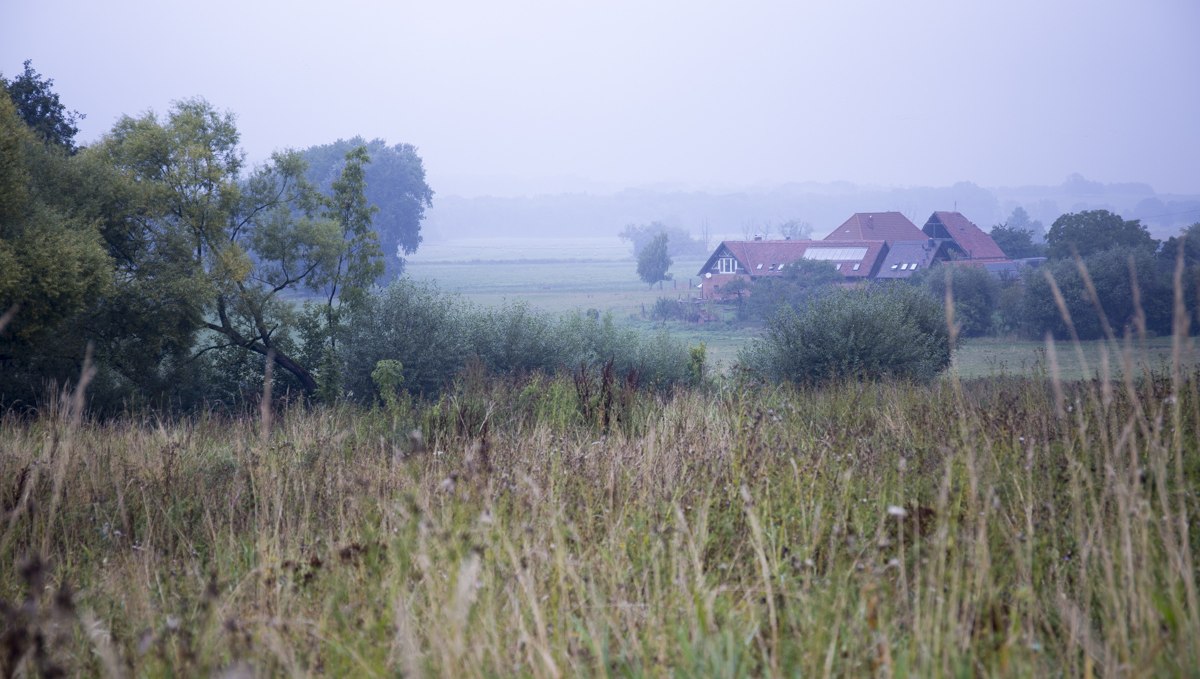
[{"left": 1, "top": 268, "right": 1198, "bottom": 676}]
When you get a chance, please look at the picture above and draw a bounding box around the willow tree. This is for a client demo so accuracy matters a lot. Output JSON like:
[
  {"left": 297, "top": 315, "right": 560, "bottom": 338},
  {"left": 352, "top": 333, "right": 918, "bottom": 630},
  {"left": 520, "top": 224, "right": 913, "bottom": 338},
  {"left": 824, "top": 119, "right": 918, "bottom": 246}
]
[{"left": 94, "top": 98, "right": 380, "bottom": 397}]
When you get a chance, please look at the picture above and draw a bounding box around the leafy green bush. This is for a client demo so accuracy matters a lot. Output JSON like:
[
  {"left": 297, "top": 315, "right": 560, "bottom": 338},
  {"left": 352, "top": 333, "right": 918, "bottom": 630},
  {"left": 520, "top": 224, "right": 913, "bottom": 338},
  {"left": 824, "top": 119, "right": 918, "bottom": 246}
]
[
  {"left": 465, "top": 301, "right": 566, "bottom": 375},
  {"left": 1020, "top": 248, "right": 1171, "bottom": 340},
  {"left": 555, "top": 312, "right": 690, "bottom": 389},
  {"left": 918, "top": 265, "right": 1000, "bottom": 337},
  {"left": 742, "top": 259, "right": 843, "bottom": 322},
  {"left": 343, "top": 279, "right": 471, "bottom": 397},
  {"left": 740, "top": 284, "right": 951, "bottom": 384},
  {"left": 342, "top": 280, "right": 691, "bottom": 402}
]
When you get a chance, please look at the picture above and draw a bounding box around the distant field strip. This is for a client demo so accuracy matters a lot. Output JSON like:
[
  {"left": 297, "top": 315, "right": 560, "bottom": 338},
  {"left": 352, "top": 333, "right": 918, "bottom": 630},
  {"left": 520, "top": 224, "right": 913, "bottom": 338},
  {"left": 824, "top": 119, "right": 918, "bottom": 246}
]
[{"left": 407, "top": 236, "right": 632, "bottom": 262}]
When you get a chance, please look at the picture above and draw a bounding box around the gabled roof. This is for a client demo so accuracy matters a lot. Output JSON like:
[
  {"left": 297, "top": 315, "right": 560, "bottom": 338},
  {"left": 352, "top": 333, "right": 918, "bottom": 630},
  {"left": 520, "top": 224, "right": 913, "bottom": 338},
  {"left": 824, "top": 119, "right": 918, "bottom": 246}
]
[
  {"left": 824, "top": 212, "right": 925, "bottom": 243},
  {"left": 874, "top": 239, "right": 961, "bottom": 279},
  {"left": 698, "top": 239, "right": 887, "bottom": 279},
  {"left": 921, "top": 211, "right": 1008, "bottom": 260}
]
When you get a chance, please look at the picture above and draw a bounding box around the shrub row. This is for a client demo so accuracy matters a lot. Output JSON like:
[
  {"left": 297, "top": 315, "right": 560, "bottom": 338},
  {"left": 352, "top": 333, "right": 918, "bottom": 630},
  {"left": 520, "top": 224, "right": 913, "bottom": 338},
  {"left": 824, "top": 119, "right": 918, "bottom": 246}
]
[{"left": 341, "top": 279, "right": 692, "bottom": 403}]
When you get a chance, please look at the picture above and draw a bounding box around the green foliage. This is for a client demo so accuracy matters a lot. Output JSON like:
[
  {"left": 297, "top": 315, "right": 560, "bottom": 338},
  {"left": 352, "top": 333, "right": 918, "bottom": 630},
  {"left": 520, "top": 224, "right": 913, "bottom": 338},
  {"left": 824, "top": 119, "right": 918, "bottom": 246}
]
[
  {"left": 620, "top": 221, "right": 708, "bottom": 258},
  {"left": 343, "top": 280, "right": 470, "bottom": 398},
  {"left": 919, "top": 265, "right": 1000, "bottom": 337},
  {"left": 742, "top": 259, "right": 842, "bottom": 321},
  {"left": 465, "top": 301, "right": 567, "bottom": 376},
  {"left": 88, "top": 101, "right": 389, "bottom": 401},
  {"left": 1046, "top": 209, "right": 1157, "bottom": 260},
  {"left": 688, "top": 342, "right": 708, "bottom": 387},
  {"left": 371, "top": 359, "right": 405, "bottom": 411},
  {"left": 989, "top": 223, "right": 1044, "bottom": 259},
  {"left": 0, "top": 95, "right": 112, "bottom": 403},
  {"left": 299, "top": 137, "right": 433, "bottom": 280},
  {"left": 650, "top": 297, "right": 702, "bottom": 323},
  {"left": 740, "top": 284, "right": 951, "bottom": 384},
  {"left": 342, "top": 280, "right": 691, "bottom": 402},
  {"left": 1159, "top": 222, "right": 1200, "bottom": 272},
  {"left": 637, "top": 232, "right": 673, "bottom": 287},
  {"left": 557, "top": 311, "right": 690, "bottom": 389},
  {"left": 1, "top": 60, "right": 84, "bottom": 152},
  {"left": 1021, "top": 247, "right": 1171, "bottom": 340}
]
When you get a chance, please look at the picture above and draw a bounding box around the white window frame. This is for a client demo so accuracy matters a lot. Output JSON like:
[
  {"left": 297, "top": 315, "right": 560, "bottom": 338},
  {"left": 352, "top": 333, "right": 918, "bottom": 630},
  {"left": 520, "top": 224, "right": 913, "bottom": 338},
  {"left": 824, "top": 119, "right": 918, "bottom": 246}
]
[{"left": 718, "top": 257, "right": 738, "bottom": 274}]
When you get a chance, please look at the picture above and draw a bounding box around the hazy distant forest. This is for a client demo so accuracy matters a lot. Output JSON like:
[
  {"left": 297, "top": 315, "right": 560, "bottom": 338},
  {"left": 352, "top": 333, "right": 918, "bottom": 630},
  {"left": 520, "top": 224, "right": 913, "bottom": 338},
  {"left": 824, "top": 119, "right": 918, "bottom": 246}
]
[{"left": 3, "top": 62, "right": 1200, "bottom": 677}]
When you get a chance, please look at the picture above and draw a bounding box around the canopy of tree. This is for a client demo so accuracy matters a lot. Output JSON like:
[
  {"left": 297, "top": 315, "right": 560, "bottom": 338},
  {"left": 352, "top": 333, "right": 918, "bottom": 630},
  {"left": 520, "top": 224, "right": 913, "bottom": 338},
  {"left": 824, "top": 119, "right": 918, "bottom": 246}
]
[
  {"left": 2, "top": 74, "right": 435, "bottom": 409},
  {"left": 1046, "top": 209, "right": 1157, "bottom": 259},
  {"left": 1, "top": 60, "right": 84, "bottom": 152},
  {"left": 299, "top": 137, "right": 433, "bottom": 280},
  {"left": 740, "top": 259, "right": 842, "bottom": 321},
  {"left": 990, "top": 207, "right": 1046, "bottom": 259},
  {"left": 636, "top": 232, "right": 672, "bottom": 287},
  {"left": 0, "top": 94, "right": 111, "bottom": 399},
  {"left": 620, "top": 222, "right": 707, "bottom": 258}
]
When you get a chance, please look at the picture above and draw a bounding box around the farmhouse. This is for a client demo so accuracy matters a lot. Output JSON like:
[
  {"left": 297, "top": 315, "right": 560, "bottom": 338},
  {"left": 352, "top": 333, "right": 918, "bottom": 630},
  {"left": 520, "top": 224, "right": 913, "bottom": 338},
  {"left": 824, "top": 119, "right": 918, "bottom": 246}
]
[{"left": 696, "top": 211, "right": 1018, "bottom": 299}]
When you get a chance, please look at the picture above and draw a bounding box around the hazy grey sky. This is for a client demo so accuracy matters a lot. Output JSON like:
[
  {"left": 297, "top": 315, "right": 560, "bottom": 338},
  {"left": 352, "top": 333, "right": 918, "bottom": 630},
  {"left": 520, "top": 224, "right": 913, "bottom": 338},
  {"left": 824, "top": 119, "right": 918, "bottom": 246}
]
[{"left": 4, "top": 0, "right": 1198, "bottom": 196}]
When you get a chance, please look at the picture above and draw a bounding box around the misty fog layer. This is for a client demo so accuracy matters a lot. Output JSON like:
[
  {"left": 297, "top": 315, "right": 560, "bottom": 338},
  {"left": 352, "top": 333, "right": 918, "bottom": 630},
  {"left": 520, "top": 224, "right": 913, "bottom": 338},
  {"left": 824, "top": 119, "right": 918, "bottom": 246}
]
[{"left": 4, "top": 1, "right": 1198, "bottom": 198}]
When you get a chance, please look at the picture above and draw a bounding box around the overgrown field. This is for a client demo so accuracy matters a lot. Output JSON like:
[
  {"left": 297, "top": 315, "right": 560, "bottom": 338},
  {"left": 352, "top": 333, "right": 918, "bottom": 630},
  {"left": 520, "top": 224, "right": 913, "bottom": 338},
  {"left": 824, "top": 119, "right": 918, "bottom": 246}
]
[{"left": 3, "top": 354, "right": 1198, "bottom": 676}]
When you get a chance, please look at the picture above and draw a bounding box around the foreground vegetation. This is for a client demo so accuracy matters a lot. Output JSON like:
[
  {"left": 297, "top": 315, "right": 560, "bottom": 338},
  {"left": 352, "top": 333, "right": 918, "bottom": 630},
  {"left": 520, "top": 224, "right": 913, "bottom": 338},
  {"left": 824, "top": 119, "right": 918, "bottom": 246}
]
[
  {"left": 4, "top": 59, "right": 1199, "bottom": 678},
  {"left": 3, "top": 341, "right": 1198, "bottom": 676}
]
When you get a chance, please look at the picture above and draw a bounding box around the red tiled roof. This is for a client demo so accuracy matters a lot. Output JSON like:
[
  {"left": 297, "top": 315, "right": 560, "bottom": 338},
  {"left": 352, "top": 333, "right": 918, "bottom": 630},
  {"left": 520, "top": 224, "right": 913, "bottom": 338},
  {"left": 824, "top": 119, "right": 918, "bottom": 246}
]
[
  {"left": 922, "top": 212, "right": 1008, "bottom": 260},
  {"left": 698, "top": 239, "right": 887, "bottom": 279},
  {"left": 824, "top": 212, "right": 925, "bottom": 243}
]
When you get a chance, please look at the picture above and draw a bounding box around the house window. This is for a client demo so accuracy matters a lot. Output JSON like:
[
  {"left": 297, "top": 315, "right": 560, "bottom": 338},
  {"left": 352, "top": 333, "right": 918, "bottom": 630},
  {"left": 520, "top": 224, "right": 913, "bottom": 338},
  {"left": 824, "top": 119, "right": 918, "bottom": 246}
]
[
  {"left": 718, "top": 257, "right": 737, "bottom": 274},
  {"left": 852, "top": 263, "right": 861, "bottom": 271}
]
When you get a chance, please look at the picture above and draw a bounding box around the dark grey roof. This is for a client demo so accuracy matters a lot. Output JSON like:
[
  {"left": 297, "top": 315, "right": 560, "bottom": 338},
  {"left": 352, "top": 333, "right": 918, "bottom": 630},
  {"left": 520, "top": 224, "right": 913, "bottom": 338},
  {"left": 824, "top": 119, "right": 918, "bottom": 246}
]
[{"left": 875, "top": 239, "right": 956, "bottom": 279}]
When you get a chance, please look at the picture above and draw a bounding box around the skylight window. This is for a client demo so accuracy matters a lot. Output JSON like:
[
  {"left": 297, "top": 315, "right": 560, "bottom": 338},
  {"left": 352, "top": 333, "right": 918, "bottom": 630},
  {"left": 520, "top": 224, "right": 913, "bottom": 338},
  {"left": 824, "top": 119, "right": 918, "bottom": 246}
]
[{"left": 802, "top": 247, "right": 869, "bottom": 261}]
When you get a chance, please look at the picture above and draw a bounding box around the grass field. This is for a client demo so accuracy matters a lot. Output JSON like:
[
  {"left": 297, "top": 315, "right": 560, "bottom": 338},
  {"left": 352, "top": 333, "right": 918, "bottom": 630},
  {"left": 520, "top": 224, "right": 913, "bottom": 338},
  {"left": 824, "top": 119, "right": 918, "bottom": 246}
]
[
  {"left": 4, "top": 240, "right": 1199, "bottom": 676},
  {"left": 3, "top": 359, "right": 1198, "bottom": 676}
]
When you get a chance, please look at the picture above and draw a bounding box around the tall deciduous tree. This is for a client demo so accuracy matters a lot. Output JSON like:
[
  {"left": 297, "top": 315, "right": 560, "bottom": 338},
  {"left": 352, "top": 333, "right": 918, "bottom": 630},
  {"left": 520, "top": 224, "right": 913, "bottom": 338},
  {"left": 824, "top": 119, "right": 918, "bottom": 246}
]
[
  {"left": 1046, "top": 209, "right": 1157, "bottom": 260},
  {"left": 1159, "top": 222, "right": 1200, "bottom": 271},
  {"left": 95, "top": 98, "right": 379, "bottom": 398},
  {"left": 620, "top": 222, "right": 707, "bottom": 258},
  {"left": 300, "top": 137, "right": 433, "bottom": 280},
  {"left": 0, "top": 94, "right": 110, "bottom": 399},
  {"left": 637, "top": 232, "right": 673, "bottom": 288},
  {"left": 990, "top": 223, "right": 1044, "bottom": 259},
  {"left": 1, "top": 60, "right": 85, "bottom": 152}
]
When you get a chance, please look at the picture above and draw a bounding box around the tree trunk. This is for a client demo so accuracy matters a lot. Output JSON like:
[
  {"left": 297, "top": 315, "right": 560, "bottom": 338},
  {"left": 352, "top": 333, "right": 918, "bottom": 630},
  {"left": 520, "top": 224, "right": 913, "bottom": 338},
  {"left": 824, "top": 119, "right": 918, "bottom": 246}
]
[
  {"left": 258, "top": 345, "right": 318, "bottom": 396},
  {"left": 205, "top": 318, "right": 319, "bottom": 396}
]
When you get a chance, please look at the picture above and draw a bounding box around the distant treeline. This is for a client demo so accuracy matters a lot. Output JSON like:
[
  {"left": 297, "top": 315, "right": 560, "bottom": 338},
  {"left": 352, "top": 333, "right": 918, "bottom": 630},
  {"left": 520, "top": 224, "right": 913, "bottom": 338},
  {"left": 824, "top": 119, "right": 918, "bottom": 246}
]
[{"left": 424, "top": 174, "right": 1200, "bottom": 243}]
